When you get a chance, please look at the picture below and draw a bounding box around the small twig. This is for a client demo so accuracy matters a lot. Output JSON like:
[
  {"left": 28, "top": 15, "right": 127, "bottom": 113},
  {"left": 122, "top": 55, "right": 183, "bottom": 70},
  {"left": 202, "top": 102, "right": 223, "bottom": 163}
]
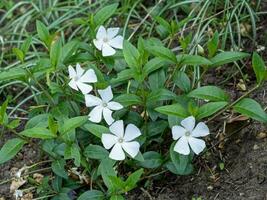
[{"left": 140, "top": 187, "right": 153, "bottom": 200}]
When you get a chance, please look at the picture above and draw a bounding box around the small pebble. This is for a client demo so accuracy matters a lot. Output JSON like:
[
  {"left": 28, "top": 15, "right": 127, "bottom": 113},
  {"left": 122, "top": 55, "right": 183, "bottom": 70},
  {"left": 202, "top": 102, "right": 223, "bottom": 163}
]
[
  {"left": 207, "top": 185, "right": 213, "bottom": 191},
  {"left": 253, "top": 144, "right": 260, "bottom": 150},
  {"left": 256, "top": 132, "right": 267, "bottom": 139}
]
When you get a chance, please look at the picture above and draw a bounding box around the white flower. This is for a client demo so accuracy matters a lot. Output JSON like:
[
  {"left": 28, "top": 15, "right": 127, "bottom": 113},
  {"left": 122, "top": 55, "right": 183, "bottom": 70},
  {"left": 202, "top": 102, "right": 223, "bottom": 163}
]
[
  {"left": 85, "top": 86, "right": 123, "bottom": 125},
  {"left": 68, "top": 63, "right": 97, "bottom": 94},
  {"left": 93, "top": 26, "right": 123, "bottom": 57},
  {"left": 101, "top": 120, "right": 141, "bottom": 160},
  {"left": 14, "top": 190, "right": 23, "bottom": 200},
  {"left": 171, "top": 116, "right": 210, "bottom": 155}
]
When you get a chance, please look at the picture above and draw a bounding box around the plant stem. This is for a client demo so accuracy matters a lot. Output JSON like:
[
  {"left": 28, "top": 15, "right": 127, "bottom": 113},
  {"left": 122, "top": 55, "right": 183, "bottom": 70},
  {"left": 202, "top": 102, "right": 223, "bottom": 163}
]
[{"left": 206, "top": 84, "right": 259, "bottom": 123}]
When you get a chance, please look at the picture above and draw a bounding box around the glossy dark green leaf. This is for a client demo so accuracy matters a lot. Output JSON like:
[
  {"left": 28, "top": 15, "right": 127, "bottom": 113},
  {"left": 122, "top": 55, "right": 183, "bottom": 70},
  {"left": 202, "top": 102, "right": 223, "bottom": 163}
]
[
  {"left": 137, "top": 151, "right": 163, "bottom": 169},
  {"left": 52, "top": 159, "right": 68, "bottom": 179},
  {"left": 60, "top": 116, "right": 88, "bottom": 136},
  {"left": 0, "top": 138, "right": 26, "bottom": 164},
  {"left": 176, "top": 54, "right": 211, "bottom": 66},
  {"left": 196, "top": 101, "right": 228, "bottom": 120},
  {"left": 20, "top": 127, "right": 56, "bottom": 139},
  {"left": 83, "top": 123, "right": 109, "bottom": 138},
  {"left": 155, "top": 103, "right": 189, "bottom": 118},
  {"left": 210, "top": 52, "right": 249, "bottom": 67},
  {"left": 173, "top": 71, "right": 191, "bottom": 93},
  {"left": 84, "top": 144, "right": 109, "bottom": 160},
  {"left": 114, "top": 94, "right": 142, "bottom": 107},
  {"left": 188, "top": 86, "right": 229, "bottom": 102},
  {"left": 78, "top": 190, "right": 104, "bottom": 200},
  {"left": 252, "top": 52, "right": 267, "bottom": 84},
  {"left": 233, "top": 98, "right": 267, "bottom": 123}
]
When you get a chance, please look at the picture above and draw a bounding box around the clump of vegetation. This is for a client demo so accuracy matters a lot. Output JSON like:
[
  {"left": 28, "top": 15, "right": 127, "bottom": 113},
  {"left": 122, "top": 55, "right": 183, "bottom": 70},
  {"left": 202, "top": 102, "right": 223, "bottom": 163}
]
[{"left": 0, "top": 0, "right": 266, "bottom": 199}]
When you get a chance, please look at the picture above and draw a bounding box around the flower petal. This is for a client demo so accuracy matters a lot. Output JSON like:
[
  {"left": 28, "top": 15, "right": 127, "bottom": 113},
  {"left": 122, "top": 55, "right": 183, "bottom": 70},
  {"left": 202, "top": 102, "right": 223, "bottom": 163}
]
[
  {"left": 107, "top": 101, "right": 123, "bottom": 110},
  {"left": 107, "top": 27, "right": 119, "bottom": 39},
  {"left": 108, "top": 36, "right": 123, "bottom": 49},
  {"left": 124, "top": 124, "right": 141, "bottom": 142},
  {"left": 98, "top": 86, "right": 113, "bottom": 102},
  {"left": 109, "top": 143, "right": 125, "bottom": 160},
  {"left": 181, "top": 116, "right": 195, "bottom": 132},
  {"left": 173, "top": 136, "right": 190, "bottom": 155},
  {"left": 68, "top": 65, "right": 76, "bottom": 78},
  {"left": 80, "top": 69, "right": 97, "bottom": 83},
  {"left": 102, "top": 43, "right": 116, "bottom": 56},
  {"left": 68, "top": 79, "right": 78, "bottom": 91},
  {"left": 85, "top": 94, "right": 102, "bottom": 107},
  {"left": 192, "top": 122, "right": 210, "bottom": 137},
  {"left": 96, "top": 25, "right": 107, "bottom": 40},
  {"left": 93, "top": 39, "right": 103, "bottom": 50},
  {"left": 109, "top": 120, "right": 124, "bottom": 138},
  {"left": 172, "top": 125, "right": 187, "bottom": 140},
  {"left": 101, "top": 133, "right": 118, "bottom": 149},
  {"left": 121, "top": 141, "right": 140, "bottom": 158},
  {"left": 103, "top": 107, "right": 114, "bottom": 125},
  {"left": 188, "top": 137, "right": 206, "bottom": 155},
  {"left": 76, "top": 63, "right": 84, "bottom": 77},
  {"left": 76, "top": 81, "right": 93, "bottom": 94},
  {"left": 88, "top": 105, "right": 103, "bottom": 123}
]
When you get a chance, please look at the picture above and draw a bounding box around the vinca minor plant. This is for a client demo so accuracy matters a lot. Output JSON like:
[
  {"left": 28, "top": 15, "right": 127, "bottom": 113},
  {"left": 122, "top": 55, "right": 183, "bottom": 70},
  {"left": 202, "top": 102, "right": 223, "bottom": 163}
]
[{"left": 0, "top": 3, "right": 267, "bottom": 200}]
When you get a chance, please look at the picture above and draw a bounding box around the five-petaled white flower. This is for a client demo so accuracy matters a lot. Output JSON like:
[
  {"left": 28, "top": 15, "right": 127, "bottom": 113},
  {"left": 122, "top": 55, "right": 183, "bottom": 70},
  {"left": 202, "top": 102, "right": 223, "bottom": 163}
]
[
  {"left": 14, "top": 190, "right": 23, "bottom": 200},
  {"left": 102, "top": 120, "right": 141, "bottom": 160},
  {"left": 172, "top": 116, "right": 210, "bottom": 155},
  {"left": 68, "top": 63, "right": 97, "bottom": 94},
  {"left": 93, "top": 26, "right": 123, "bottom": 57},
  {"left": 85, "top": 86, "right": 123, "bottom": 125}
]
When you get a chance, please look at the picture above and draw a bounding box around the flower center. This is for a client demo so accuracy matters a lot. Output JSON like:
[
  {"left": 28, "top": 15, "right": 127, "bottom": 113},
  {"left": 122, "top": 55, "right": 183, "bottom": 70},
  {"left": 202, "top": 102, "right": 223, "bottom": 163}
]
[
  {"left": 103, "top": 37, "right": 109, "bottom": 43},
  {"left": 185, "top": 131, "right": 191, "bottom": 137},
  {"left": 73, "top": 76, "right": 79, "bottom": 81},
  {"left": 102, "top": 102, "right": 108, "bottom": 107},
  {"left": 118, "top": 138, "right": 124, "bottom": 143}
]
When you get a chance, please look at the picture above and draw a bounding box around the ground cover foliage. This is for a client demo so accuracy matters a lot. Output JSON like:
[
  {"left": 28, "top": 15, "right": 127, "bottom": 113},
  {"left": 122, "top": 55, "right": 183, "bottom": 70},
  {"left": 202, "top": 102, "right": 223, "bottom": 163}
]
[{"left": 0, "top": 0, "right": 267, "bottom": 199}]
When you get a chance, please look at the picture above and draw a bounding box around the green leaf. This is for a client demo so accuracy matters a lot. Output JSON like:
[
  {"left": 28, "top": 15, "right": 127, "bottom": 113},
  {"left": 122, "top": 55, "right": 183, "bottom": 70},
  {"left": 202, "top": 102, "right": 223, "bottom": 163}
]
[
  {"left": 36, "top": 20, "right": 50, "bottom": 47},
  {"left": 52, "top": 159, "right": 68, "bottom": 179},
  {"left": 110, "top": 195, "right": 124, "bottom": 200},
  {"left": 61, "top": 40, "right": 79, "bottom": 63},
  {"left": 25, "top": 114, "right": 49, "bottom": 129},
  {"left": 207, "top": 31, "right": 219, "bottom": 57},
  {"left": 143, "top": 57, "right": 169, "bottom": 76},
  {"left": 111, "top": 69, "right": 134, "bottom": 85},
  {"left": 137, "top": 151, "right": 163, "bottom": 169},
  {"left": 210, "top": 52, "right": 249, "bottom": 67},
  {"left": 99, "top": 158, "right": 116, "bottom": 189},
  {"left": 124, "top": 169, "right": 143, "bottom": 192},
  {"left": 78, "top": 190, "right": 104, "bottom": 200},
  {"left": 84, "top": 144, "right": 109, "bottom": 160},
  {"left": 233, "top": 98, "right": 267, "bottom": 123},
  {"left": 173, "top": 71, "right": 191, "bottom": 93},
  {"left": 176, "top": 54, "right": 212, "bottom": 66},
  {"left": 0, "top": 138, "right": 26, "bottom": 164},
  {"left": 196, "top": 101, "right": 228, "bottom": 120},
  {"left": 0, "top": 99, "right": 8, "bottom": 125},
  {"left": 20, "top": 127, "right": 56, "bottom": 139},
  {"left": 50, "top": 38, "right": 62, "bottom": 68},
  {"left": 71, "top": 143, "right": 81, "bottom": 167},
  {"left": 21, "top": 36, "right": 32, "bottom": 55},
  {"left": 60, "top": 116, "right": 88, "bottom": 136},
  {"left": 252, "top": 52, "right": 267, "bottom": 85},
  {"left": 83, "top": 123, "right": 109, "bottom": 138},
  {"left": 114, "top": 94, "right": 142, "bottom": 107},
  {"left": 123, "top": 40, "right": 140, "bottom": 70},
  {"left": 0, "top": 68, "right": 27, "bottom": 81},
  {"left": 167, "top": 142, "right": 193, "bottom": 175},
  {"left": 12, "top": 48, "right": 24, "bottom": 62},
  {"left": 145, "top": 44, "right": 176, "bottom": 63},
  {"left": 155, "top": 103, "right": 189, "bottom": 118},
  {"left": 147, "top": 89, "right": 176, "bottom": 103},
  {"left": 188, "top": 86, "right": 229, "bottom": 102},
  {"left": 93, "top": 3, "right": 118, "bottom": 27}
]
